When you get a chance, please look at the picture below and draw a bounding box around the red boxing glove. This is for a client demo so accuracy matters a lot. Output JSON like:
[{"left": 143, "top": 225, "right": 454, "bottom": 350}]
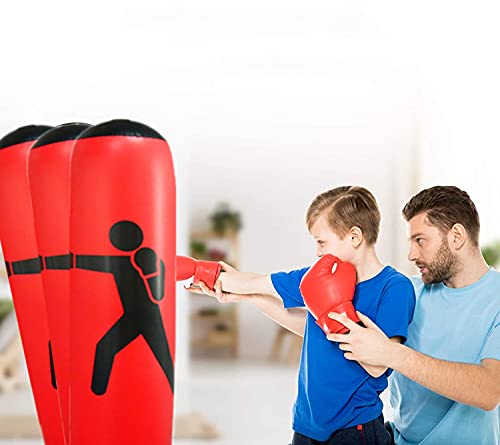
[
  {"left": 300, "top": 254, "right": 360, "bottom": 334},
  {"left": 176, "top": 256, "right": 221, "bottom": 289}
]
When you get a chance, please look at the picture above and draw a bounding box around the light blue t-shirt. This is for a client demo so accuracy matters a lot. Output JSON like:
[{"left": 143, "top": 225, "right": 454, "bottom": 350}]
[{"left": 389, "top": 268, "right": 500, "bottom": 445}]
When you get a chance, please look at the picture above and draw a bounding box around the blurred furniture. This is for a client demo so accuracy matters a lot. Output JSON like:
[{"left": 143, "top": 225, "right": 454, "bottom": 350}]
[
  {"left": 0, "top": 415, "right": 41, "bottom": 438},
  {"left": 0, "top": 249, "right": 25, "bottom": 393},
  {"left": 0, "top": 307, "right": 23, "bottom": 393},
  {"left": 269, "top": 326, "right": 303, "bottom": 365},
  {"left": 189, "top": 230, "right": 239, "bottom": 357},
  {"left": 0, "top": 247, "right": 10, "bottom": 300},
  {"left": 174, "top": 412, "right": 220, "bottom": 439}
]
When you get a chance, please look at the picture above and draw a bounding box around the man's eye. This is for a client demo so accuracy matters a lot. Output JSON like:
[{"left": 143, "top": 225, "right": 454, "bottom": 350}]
[{"left": 416, "top": 238, "right": 423, "bottom": 245}]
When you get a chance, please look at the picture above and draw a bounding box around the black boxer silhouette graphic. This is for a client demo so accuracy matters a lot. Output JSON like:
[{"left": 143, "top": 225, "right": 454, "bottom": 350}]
[{"left": 74, "top": 220, "right": 174, "bottom": 395}]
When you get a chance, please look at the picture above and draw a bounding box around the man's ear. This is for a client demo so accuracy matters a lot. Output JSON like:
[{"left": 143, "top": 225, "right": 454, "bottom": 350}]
[
  {"left": 349, "top": 226, "right": 363, "bottom": 248},
  {"left": 449, "top": 223, "right": 467, "bottom": 250}
]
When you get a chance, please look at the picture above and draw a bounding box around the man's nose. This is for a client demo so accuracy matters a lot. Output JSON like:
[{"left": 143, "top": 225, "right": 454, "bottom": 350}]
[{"left": 408, "top": 245, "right": 418, "bottom": 262}]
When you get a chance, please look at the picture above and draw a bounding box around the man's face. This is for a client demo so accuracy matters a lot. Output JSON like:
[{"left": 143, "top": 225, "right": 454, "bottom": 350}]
[
  {"left": 310, "top": 215, "right": 353, "bottom": 261},
  {"left": 407, "top": 212, "right": 461, "bottom": 284}
]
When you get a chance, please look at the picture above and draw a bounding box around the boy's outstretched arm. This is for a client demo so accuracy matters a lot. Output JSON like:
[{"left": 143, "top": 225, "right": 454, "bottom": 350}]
[
  {"left": 216, "top": 261, "right": 282, "bottom": 297},
  {"left": 185, "top": 262, "right": 307, "bottom": 337}
]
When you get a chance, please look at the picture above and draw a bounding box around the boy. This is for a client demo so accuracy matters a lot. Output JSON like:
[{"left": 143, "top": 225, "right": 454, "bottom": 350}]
[{"left": 188, "top": 186, "right": 415, "bottom": 444}]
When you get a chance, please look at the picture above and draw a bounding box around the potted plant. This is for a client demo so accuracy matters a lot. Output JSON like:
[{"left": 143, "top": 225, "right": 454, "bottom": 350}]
[
  {"left": 190, "top": 240, "right": 207, "bottom": 260},
  {"left": 0, "top": 301, "right": 13, "bottom": 324},
  {"left": 482, "top": 240, "right": 500, "bottom": 268},
  {"left": 209, "top": 202, "right": 242, "bottom": 236}
]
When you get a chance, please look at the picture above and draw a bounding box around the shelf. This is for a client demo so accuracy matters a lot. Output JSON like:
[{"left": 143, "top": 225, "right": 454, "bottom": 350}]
[
  {"left": 191, "top": 339, "right": 236, "bottom": 348},
  {"left": 189, "top": 230, "right": 240, "bottom": 358},
  {"left": 190, "top": 230, "right": 239, "bottom": 268},
  {"left": 191, "top": 313, "right": 235, "bottom": 321}
]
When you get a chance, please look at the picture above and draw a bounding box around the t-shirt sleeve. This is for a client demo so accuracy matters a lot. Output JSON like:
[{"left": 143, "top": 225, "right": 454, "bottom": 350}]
[
  {"left": 480, "top": 313, "right": 500, "bottom": 361},
  {"left": 270, "top": 267, "right": 310, "bottom": 309},
  {"left": 375, "top": 277, "right": 416, "bottom": 343}
]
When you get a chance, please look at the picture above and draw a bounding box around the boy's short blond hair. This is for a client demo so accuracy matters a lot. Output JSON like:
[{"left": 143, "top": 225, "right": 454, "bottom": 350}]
[{"left": 306, "top": 186, "right": 380, "bottom": 246}]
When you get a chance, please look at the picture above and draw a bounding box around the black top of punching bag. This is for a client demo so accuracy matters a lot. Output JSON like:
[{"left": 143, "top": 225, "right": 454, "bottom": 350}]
[
  {"left": 32, "top": 123, "right": 92, "bottom": 149},
  {"left": 0, "top": 125, "right": 53, "bottom": 150},
  {"left": 77, "top": 119, "right": 165, "bottom": 141}
]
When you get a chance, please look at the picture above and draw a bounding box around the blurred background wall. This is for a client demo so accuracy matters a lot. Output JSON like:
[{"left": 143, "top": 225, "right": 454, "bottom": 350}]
[{"left": 0, "top": 1, "right": 499, "bottom": 443}]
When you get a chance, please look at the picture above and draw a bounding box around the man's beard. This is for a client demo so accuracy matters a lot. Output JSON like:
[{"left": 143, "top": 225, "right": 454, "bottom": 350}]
[{"left": 418, "top": 238, "right": 461, "bottom": 284}]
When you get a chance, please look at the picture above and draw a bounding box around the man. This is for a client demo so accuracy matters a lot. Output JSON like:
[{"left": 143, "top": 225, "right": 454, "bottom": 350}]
[{"left": 328, "top": 186, "right": 500, "bottom": 445}]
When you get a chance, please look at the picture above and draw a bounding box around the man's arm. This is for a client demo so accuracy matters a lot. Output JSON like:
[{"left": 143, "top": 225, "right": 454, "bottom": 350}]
[
  {"left": 328, "top": 312, "right": 500, "bottom": 411},
  {"left": 360, "top": 336, "right": 403, "bottom": 378},
  {"left": 388, "top": 346, "right": 500, "bottom": 411}
]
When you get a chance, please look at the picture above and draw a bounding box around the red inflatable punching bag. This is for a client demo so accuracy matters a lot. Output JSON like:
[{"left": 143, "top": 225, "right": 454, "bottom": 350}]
[
  {"left": 28, "top": 123, "right": 91, "bottom": 444},
  {"left": 0, "top": 125, "right": 66, "bottom": 445},
  {"left": 70, "top": 120, "right": 176, "bottom": 444}
]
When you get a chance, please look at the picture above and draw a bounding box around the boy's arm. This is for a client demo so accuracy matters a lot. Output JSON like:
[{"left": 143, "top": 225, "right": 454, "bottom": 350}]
[
  {"left": 186, "top": 262, "right": 306, "bottom": 336},
  {"left": 189, "top": 281, "right": 307, "bottom": 337},
  {"left": 184, "top": 261, "right": 280, "bottom": 297},
  {"left": 246, "top": 292, "right": 307, "bottom": 337},
  {"left": 215, "top": 262, "right": 281, "bottom": 297}
]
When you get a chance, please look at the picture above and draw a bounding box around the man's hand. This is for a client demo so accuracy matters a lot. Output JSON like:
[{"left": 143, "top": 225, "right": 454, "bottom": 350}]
[{"left": 327, "top": 311, "right": 399, "bottom": 368}]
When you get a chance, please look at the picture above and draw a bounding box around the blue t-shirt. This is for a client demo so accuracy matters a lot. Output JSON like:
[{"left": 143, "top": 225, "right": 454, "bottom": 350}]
[
  {"left": 271, "top": 265, "right": 416, "bottom": 441},
  {"left": 389, "top": 268, "right": 500, "bottom": 445}
]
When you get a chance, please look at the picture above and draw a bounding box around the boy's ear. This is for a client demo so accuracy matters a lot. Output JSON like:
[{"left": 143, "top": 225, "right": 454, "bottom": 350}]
[{"left": 349, "top": 226, "right": 363, "bottom": 248}]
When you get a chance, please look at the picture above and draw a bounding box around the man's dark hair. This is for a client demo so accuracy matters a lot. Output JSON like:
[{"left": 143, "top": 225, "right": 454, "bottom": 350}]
[{"left": 402, "top": 186, "right": 480, "bottom": 246}]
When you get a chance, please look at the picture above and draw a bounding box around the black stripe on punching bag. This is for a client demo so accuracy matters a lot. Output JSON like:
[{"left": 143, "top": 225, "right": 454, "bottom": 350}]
[
  {"left": 11, "top": 257, "right": 43, "bottom": 274},
  {"left": 49, "top": 341, "right": 57, "bottom": 390},
  {"left": 45, "top": 254, "right": 74, "bottom": 270},
  {"left": 77, "top": 119, "right": 165, "bottom": 141},
  {"left": 32, "top": 123, "right": 92, "bottom": 149},
  {"left": 0, "top": 125, "right": 53, "bottom": 150}
]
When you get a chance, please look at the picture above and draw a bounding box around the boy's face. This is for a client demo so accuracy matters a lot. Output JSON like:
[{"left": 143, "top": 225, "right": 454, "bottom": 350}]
[
  {"left": 310, "top": 215, "right": 354, "bottom": 261},
  {"left": 407, "top": 212, "right": 460, "bottom": 284}
]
